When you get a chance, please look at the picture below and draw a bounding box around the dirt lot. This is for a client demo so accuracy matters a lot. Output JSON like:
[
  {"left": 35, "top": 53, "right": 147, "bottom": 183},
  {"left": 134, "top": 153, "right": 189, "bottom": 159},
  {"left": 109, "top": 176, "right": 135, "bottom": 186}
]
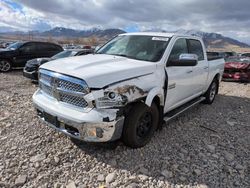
[{"left": 0, "top": 71, "right": 249, "bottom": 188}]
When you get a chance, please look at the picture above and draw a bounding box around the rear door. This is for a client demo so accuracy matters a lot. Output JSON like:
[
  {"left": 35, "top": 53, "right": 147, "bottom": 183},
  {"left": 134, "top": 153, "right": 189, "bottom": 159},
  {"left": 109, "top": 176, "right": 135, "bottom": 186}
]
[
  {"left": 37, "top": 43, "right": 62, "bottom": 58},
  {"left": 188, "top": 39, "right": 208, "bottom": 94},
  {"left": 164, "top": 38, "right": 195, "bottom": 112},
  {"left": 36, "top": 43, "right": 52, "bottom": 58}
]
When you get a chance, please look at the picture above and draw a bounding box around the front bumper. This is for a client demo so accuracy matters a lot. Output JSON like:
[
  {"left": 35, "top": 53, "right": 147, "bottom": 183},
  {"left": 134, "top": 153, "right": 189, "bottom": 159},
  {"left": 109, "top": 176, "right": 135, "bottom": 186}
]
[
  {"left": 33, "top": 89, "right": 125, "bottom": 142},
  {"left": 23, "top": 69, "right": 38, "bottom": 80}
]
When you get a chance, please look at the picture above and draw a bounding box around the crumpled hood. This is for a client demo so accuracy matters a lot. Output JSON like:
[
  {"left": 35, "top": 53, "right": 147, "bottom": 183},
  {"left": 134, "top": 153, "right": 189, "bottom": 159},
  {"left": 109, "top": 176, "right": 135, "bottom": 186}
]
[
  {"left": 40, "top": 54, "right": 156, "bottom": 88},
  {"left": 225, "top": 62, "right": 250, "bottom": 70}
]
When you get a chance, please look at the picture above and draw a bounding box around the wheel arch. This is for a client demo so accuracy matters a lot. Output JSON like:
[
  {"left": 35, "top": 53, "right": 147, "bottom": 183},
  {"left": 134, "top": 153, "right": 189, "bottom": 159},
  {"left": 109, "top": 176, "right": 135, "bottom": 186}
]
[
  {"left": 213, "top": 73, "right": 220, "bottom": 94},
  {"left": 145, "top": 87, "right": 164, "bottom": 107},
  {"left": 0, "top": 58, "right": 13, "bottom": 64}
]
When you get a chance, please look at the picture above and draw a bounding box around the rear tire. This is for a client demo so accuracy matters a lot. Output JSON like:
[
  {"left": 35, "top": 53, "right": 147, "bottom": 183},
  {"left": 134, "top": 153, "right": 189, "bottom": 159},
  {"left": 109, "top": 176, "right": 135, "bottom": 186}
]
[
  {"left": 203, "top": 79, "right": 218, "bottom": 104},
  {"left": 0, "top": 59, "right": 12, "bottom": 72},
  {"left": 122, "top": 102, "right": 159, "bottom": 148}
]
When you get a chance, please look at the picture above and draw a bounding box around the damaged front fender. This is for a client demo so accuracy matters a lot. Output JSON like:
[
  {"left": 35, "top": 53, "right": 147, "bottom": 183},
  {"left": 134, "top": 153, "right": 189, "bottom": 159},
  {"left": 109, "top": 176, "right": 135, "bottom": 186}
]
[
  {"left": 83, "top": 74, "right": 160, "bottom": 109},
  {"left": 113, "top": 85, "right": 147, "bottom": 102}
]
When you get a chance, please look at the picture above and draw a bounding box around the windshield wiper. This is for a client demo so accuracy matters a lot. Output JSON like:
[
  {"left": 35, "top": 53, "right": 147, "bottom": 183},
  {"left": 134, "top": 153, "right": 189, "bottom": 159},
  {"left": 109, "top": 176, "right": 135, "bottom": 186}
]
[
  {"left": 114, "top": 54, "right": 128, "bottom": 57},
  {"left": 109, "top": 53, "right": 133, "bottom": 58}
]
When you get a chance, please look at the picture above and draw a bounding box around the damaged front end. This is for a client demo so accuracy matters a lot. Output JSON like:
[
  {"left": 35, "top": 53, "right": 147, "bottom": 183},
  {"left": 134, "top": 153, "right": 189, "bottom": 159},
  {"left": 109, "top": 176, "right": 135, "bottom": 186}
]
[
  {"left": 86, "top": 84, "right": 147, "bottom": 109},
  {"left": 223, "top": 58, "right": 250, "bottom": 82},
  {"left": 33, "top": 69, "right": 150, "bottom": 142}
]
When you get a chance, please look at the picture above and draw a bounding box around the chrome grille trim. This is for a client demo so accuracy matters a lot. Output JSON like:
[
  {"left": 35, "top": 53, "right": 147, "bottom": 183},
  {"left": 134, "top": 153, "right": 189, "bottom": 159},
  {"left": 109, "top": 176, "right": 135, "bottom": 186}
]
[
  {"left": 39, "top": 69, "right": 89, "bottom": 108},
  {"left": 59, "top": 93, "right": 88, "bottom": 107},
  {"left": 57, "top": 79, "right": 85, "bottom": 93}
]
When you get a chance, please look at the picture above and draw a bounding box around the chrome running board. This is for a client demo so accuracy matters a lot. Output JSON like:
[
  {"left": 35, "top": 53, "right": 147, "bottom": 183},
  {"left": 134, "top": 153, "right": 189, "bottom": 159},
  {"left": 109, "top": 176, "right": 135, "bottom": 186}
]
[{"left": 164, "top": 97, "right": 205, "bottom": 122}]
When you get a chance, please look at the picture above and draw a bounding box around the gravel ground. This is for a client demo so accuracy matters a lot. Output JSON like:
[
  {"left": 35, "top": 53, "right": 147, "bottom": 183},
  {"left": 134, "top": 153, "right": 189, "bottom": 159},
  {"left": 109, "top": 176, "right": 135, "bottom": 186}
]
[{"left": 0, "top": 71, "right": 249, "bottom": 188}]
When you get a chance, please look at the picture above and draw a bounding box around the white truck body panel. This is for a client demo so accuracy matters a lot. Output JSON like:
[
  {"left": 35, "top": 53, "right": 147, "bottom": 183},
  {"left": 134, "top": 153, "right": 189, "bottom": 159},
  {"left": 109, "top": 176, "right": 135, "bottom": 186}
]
[
  {"left": 33, "top": 32, "right": 225, "bottom": 142},
  {"left": 41, "top": 54, "right": 157, "bottom": 88}
]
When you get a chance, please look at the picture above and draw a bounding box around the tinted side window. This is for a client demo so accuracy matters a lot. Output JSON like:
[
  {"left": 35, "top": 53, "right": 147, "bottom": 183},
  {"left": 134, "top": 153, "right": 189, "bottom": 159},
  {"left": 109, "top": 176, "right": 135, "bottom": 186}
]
[
  {"left": 20, "top": 43, "right": 37, "bottom": 53},
  {"left": 47, "top": 44, "right": 56, "bottom": 51},
  {"left": 50, "top": 44, "right": 62, "bottom": 51},
  {"left": 37, "top": 43, "right": 48, "bottom": 51},
  {"left": 58, "top": 45, "right": 63, "bottom": 51},
  {"left": 38, "top": 43, "right": 61, "bottom": 52},
  {"left": 168, "top": 38, "right": 188, "bottom": 62},
  {"left": 188, "top": 39, "right": 204, "bottom": 60}
]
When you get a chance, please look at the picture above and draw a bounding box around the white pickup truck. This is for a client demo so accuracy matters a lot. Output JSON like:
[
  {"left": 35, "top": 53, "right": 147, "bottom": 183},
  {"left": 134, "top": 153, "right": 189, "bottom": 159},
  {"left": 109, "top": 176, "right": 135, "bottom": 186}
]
[{"left": 33, "top": 32, "right": 225, "bottom": 148}]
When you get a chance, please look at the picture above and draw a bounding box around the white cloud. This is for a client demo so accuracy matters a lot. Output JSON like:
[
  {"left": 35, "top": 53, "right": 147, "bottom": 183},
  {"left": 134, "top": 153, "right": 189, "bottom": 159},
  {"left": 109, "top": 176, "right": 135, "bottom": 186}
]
[{"left": 0, "top": 0, "right": 250, "bottom": 43}]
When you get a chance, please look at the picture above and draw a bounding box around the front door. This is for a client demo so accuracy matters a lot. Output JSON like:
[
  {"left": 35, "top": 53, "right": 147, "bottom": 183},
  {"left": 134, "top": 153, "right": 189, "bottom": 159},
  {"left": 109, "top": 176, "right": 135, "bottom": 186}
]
[
  {"left": 15, "top": 42, "right": 38, "bottom": 67},
  {"left": 164, "top": 38, "right": 196, "bottom": 113}
]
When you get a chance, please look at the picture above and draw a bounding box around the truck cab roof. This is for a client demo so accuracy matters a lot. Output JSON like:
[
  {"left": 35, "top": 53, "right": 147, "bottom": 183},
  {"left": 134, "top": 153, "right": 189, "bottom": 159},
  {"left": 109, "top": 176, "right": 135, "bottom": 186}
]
[{"left": 120, "top": 32, "right": 200, "bottom": 39}]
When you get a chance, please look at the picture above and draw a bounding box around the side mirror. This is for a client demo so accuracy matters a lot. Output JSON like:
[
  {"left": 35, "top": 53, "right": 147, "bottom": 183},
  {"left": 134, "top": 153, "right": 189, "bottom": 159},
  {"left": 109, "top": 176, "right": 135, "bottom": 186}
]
[{"left": 168, "top": 53, "right": 198, "bottom": 66}]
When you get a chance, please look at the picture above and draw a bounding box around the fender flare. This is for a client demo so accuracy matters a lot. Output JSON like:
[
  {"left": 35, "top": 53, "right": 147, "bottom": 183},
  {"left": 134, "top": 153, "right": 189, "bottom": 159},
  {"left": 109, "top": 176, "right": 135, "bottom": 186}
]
[
  {"left": 145, "top": 87, "right": 165, "bottom": 107},
  {"left": 205, "top": 72, "right": 221, "bottom": 92}
]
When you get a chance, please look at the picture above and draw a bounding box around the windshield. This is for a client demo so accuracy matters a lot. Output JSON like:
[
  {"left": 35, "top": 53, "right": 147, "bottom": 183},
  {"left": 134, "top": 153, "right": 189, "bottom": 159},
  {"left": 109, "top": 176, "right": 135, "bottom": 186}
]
[
  {"left": 97, "top": 35, "right": 169, "bottom": 62},
  {"left": 6, "top": 42, "right": 24, "bottom": 50},
  {"left": 52, "top": 50, "right": 78, "bottom": 59}
]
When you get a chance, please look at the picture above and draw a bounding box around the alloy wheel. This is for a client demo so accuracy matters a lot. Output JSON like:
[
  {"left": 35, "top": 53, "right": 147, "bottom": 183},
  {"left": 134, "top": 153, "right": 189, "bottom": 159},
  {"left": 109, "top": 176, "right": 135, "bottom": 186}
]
[
  {"left": 0, "top": 60, "right": 11, "bottom": 72},
  {"left": 209, "top": 82, "right": 217, "bottom": 101}
]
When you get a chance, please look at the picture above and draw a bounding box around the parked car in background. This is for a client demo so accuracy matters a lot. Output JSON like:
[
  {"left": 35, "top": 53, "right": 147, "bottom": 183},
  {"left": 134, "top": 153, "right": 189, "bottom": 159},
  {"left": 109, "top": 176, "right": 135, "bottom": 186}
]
[
  {"left": 0, "top": 41, "right": 14, "bottom": 49},
  {"left": 0, "top": 41, "right": 63, "bottom": 72},
  {"left": 241, "top": 53, "right": 250, "bottom": 58},
  {"left": 221, "top": 51, "right": 236, "bottom": 58},
  {"left": 207, "top": 51, "right": 235, "bottom": 60},
  {"left": 63, "top": 44, "right": 92, "bottom": 50},
  {"left": 223, "top": 57, "right": 250, "bottom": 82},
  {"left": 207, "top": 52, "right": 223, "bottom": 60},
  {"left": 33, "top": 32, "right": 225, "bottom": 148},
  {"left": 23, "top": 49, "right": 93, "bottom": 81}
]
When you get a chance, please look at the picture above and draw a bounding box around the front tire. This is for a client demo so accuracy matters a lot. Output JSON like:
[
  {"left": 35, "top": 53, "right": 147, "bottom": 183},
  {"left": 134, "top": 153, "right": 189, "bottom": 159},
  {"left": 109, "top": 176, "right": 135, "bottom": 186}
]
[
  {"left": 122, "top": 102, "right": 159, "bottom": 148},
  {"left": 203, "top": 79, "right": 218, "bottom": 104},
  {"left": 0, "top": 59, "right": 12, "bottom": 72}
]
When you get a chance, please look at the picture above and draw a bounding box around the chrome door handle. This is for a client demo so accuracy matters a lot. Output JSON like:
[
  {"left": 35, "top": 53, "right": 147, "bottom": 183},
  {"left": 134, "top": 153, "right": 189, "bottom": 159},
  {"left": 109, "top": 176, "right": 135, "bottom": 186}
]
[
  {"left": 186, "top": 70, "right": 193, "bottom": 73},
  {"left": 203, "top": 66, "right": 209, "bottom": 69}
]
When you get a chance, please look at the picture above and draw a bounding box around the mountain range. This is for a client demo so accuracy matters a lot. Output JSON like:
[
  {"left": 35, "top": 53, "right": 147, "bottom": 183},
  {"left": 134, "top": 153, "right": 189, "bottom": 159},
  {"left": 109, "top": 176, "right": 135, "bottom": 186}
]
[
  {"left": 0, "top": 27, "right": 126, "bottom": 40},
  {"left": 0, "top": 27, "right": 249, "bottom": 49},
  {"left": 176, "top": 29, "right": 250, "bottom": 48}
]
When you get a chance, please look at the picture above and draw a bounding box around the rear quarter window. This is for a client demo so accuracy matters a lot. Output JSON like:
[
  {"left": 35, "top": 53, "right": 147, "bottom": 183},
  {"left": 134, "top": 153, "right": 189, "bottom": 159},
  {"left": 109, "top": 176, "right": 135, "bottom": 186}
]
[
  {"left": 188, "top": 39, "right": 204, "bottom": 61},
  {"left": 38, "top": 43, "right": 62, "bottom": 52},
  {"left": 51, "top": 44, "right": 63, "bottom": 51}
]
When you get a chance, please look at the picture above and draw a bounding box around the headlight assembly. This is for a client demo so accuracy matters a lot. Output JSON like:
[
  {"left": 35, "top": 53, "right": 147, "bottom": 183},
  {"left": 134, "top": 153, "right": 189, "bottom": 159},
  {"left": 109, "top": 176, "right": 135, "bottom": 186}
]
[{"left": 95, "top": 91, "right": 128, "bottom": 109}]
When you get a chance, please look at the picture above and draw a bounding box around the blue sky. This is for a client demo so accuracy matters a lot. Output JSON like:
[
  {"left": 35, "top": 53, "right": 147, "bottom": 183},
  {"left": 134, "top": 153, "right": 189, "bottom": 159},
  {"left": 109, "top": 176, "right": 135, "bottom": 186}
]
[
  {"left": 3, "top": 0, "right": 22, "bottom": 10},
  {"left": 1, "top": 0, "right": 250, "bottom": 44}
]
